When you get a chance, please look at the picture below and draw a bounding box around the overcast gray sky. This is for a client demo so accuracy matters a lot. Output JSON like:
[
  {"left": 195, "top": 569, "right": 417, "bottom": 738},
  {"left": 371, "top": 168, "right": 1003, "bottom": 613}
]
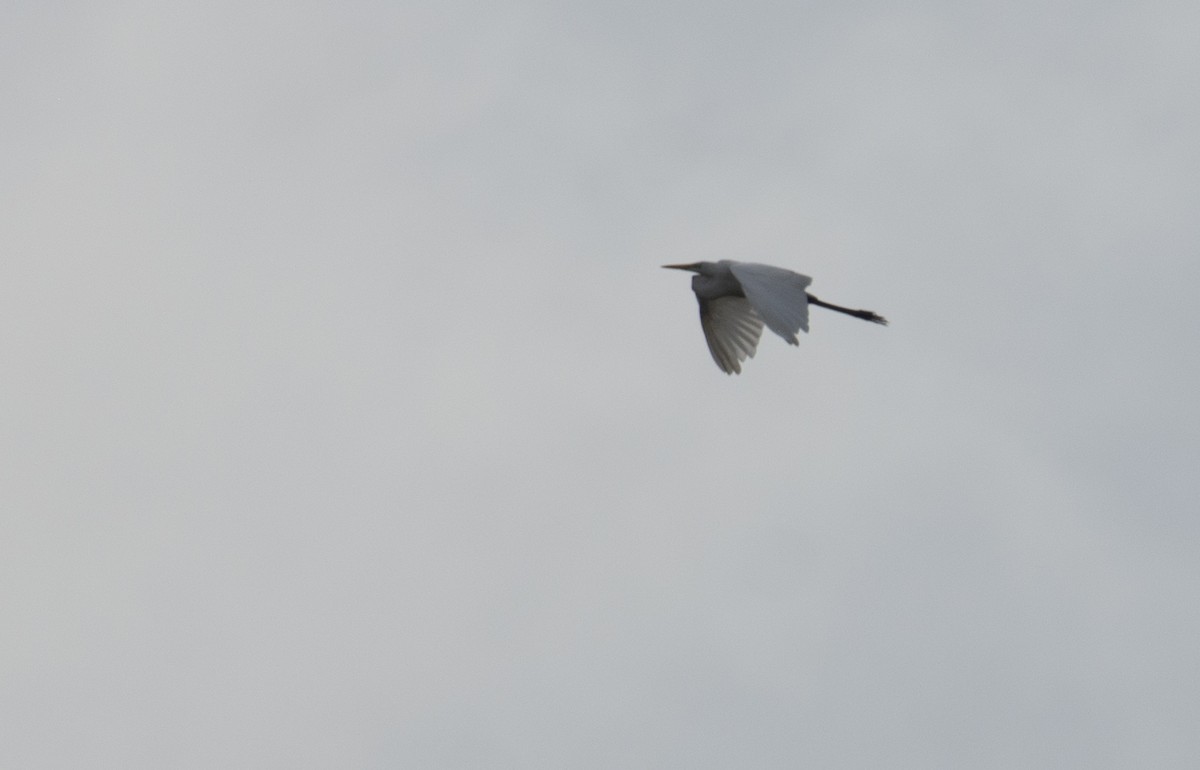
[{"left": 4, "top": 1, "right": 1200, "bottom": 767}]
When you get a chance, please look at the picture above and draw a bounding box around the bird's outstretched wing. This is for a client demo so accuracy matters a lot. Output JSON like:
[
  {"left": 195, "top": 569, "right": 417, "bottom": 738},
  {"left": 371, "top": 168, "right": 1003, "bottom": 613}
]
[
  {"left": 699, "top": 296, "right": 764, "bottom": 374},
  {"left": 728, "top": 262, "right": 812, "bottom": 344}
]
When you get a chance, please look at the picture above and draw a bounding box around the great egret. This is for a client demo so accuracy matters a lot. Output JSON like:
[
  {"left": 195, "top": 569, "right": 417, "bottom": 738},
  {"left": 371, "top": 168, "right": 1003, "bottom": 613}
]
[{"left": 663, "top": 260, "right": 887, "bottom": 374}]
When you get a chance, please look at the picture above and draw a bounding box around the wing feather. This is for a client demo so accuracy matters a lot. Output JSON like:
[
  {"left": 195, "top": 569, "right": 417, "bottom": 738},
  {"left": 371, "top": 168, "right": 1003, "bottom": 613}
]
[
  {"left": 698, "top": 296, "right": 763, "bottom": 374},
  {"left": 727, "top": 261, "right": 812, "bottom": 343}
]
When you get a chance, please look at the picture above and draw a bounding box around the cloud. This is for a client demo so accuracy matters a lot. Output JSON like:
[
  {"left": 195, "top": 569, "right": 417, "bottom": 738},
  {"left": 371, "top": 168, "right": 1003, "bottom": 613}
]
[{"left": 3, "top": 1, "right": 1199, "bottom": 767}]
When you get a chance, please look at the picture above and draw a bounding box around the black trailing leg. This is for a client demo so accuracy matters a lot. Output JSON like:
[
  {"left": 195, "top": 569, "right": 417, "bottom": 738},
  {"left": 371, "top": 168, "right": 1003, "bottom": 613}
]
[{"left": 806, "top": 294, "right": 888, "bottom": 325}]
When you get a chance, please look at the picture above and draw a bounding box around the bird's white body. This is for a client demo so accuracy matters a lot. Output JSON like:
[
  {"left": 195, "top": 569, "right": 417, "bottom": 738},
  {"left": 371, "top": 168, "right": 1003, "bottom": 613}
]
[{"left": 663, "top": 260, "right": 885, "bottom": 374}]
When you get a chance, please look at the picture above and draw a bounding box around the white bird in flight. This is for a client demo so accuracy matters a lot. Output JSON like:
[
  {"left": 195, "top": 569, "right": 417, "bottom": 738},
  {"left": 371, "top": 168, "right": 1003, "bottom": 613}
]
[{"left": 663, "top": 260, "right": 887, "bottom": 374}]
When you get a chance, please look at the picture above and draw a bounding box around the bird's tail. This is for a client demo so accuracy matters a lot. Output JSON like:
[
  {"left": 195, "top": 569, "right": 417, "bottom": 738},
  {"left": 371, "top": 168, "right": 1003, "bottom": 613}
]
[{"left": 806, "top": 294, "right": 888, "bottom": 326}]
